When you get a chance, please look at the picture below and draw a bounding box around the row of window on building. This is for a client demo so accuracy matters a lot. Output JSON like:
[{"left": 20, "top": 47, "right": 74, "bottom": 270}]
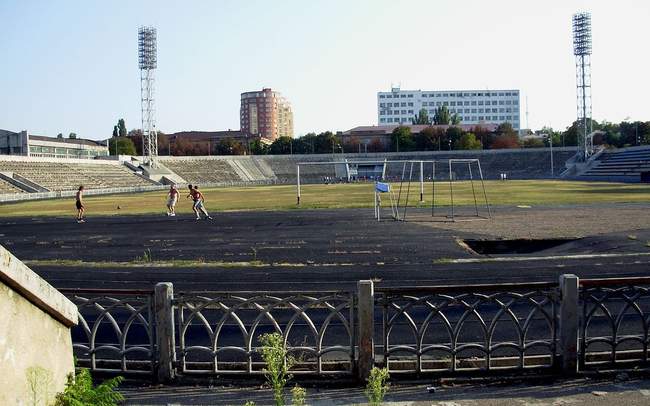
[
  {"left": 379, "top": 91, "right": 518, "bottom": 99},
  {"left": 379, "top": 116, "right": 519, "bottom": 124},
  {"left": 380, "top": 99, "right": 518, "bottom": 108},
  {"left": 381, "top": 107, "right": 518, "bottom": 115}
]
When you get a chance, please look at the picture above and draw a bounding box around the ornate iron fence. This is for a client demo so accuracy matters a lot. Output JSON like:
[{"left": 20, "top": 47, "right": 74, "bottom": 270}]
[
  {"left": 175, "top": 291, "right": 355, "bottom": 375},
  {"left": 61, "top": 289, "right": 156, "bottom": 374},
  {"left": 377, "top": 283, "right": 558, "bottom": 374},
  {"left": 581, "top": 278, "right": 650, "bottom": 369}
]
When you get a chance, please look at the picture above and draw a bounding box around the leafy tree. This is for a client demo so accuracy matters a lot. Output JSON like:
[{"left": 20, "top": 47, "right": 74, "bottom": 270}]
[
  {"left": 390, "top": 126, "right": 415, "bottom": 152},
  {"left": 445, "top": 126, "right": 464, "bottom": 150},
  {"left": 491, "top": 134, "right": 520, "bottom": 149},
  {"left": 561, "top": 118, "right": 600, "bottom": 147},
  {"left": 293, "top": 133, "right": 317, "bottom": 154},
  {"left": 432, "top": 106, "right": 451, "bottom": 125},
  {"left": 215, "top": 138, "right": 245, "bottom": 155},
  {"left": 456, "top": 132, "right": 482, "bottom": 150},
  {"left": 112, "top": 126, "right": 118, "bottom": 138},
  {"left": 415, "top": 127, "right": 445, "bottom": 151},
  {"left": 117, "top": 118, "right": 127, "bottom": 137},
  {"left": 249, "top": 138, "right": 269, "bottom": 155},
  {"left": 411, "top": 108, "right": 430, "bottom": 125},
  {"left": 522, "top": 137, "right": 545, "bottom": 148},
  {"left": 109, "top": 137, "right": 137, "bottom": 155},
  {"left": 127, "top": 129, "right": 143, "bottom": 138},
  {"left": 313, "top": 131, "right": 340, "bottom": 154},
  {"left": 57, "top": 133, "right": 63, "bottom": 139},
  {"left": 269, "top": 136, "right": 294, "bottom": 154},
  {"left": 68, "top": 132, "right": 77, "bottom": 139},
  {"left": 451, "top": 113, "right": 461, "bottom": 125}
]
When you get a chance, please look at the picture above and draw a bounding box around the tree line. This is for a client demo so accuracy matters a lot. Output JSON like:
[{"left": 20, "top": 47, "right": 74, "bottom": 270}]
[{"left": 108, "top": 116, "right": 650, "bottom": 156}]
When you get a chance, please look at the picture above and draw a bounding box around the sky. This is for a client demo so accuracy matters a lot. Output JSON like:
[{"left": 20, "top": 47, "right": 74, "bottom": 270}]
[{"left": 1, "top": 0, "right": 648, "bottom": 140}]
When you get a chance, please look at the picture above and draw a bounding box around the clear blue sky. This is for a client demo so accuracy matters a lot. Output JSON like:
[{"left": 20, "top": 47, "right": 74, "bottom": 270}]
[{"left": 1, "top": 0, "right": 648, "bottom": 140}]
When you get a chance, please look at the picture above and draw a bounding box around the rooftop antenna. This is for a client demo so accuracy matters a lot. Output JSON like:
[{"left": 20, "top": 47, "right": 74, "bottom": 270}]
[
  {"left": 138, "top": 26, "right": 158, "bottom": 167},
  {"left": 572, "top": 12, "right": 593, "bottom": 160}
]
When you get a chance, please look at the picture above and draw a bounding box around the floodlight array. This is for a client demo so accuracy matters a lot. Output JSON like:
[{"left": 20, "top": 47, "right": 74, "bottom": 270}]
[
  {"left": 138, "top": 26, "right": 157, "bottom": 70},
  {"left": 572, "top": 12, "right": 592, "bottom": 56}
]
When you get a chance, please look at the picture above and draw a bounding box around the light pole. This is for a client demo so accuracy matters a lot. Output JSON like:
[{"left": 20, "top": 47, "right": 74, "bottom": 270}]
[{"left": 545, "top": 133, "right": 554, "bottom": 177}]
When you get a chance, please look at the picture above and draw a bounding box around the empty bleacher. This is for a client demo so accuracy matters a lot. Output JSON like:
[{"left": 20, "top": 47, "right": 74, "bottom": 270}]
[
  {"left": 159, "top": 158, "right": 242, "bottom": 184},
  {"left": 0, "top": 160, "right": 154, "bottom": 192},
  {"left": 578, "top": 147, "right": 650, "bottom": 182},
  {"left": 0, "top": 178, "right": 24, "bottom": 194}
]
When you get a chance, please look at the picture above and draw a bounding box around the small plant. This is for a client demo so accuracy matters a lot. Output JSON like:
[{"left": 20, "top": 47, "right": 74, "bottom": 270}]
[
  {"left": 136, "top": 248, "right": 153, "bottom": 262},
  {"left": 259, "top": 332, "right": 295, "bottom": 406},
  {"left": 291, "top": 385, "right": 307, "bottom": 406},
  {"left": 364, "top": 367, "right": 390, "bottom": 406},
  {"left": 243, "top": 402, "right": 256, "bottom": 406},
  {"left": 54, "top": 368, "right": 124, "bottom": 406}
]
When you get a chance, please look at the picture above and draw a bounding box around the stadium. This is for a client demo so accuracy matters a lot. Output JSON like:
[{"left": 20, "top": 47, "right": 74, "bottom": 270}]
[
  {"left": 2, "top": 6, "right": 650, "bottom": 405},
  {"left": 3, "top": 145, "right": 650, "bottom": 388}
]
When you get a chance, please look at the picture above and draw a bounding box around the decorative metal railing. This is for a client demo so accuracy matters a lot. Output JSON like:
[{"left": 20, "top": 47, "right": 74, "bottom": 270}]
[
  {"left": 174, "top": 291, "right": 355, "bottom": 375},
  {"left": 61, "top": 289, "right": 156, "bottom": 374},
  {"left": 581, "top": 277, "right": 650, "bottom": 369},
  {"left": 377, "top": 283, "right": 558, "bottom": 374}
]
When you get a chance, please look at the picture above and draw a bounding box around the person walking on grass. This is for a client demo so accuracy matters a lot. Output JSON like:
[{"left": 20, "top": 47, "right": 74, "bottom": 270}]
[
  {"left": 166, "top": 184, "right": 179, "bottom": 216},
  {"left": 75, "top": 185, "right": 85, "bottom": 223},
  {"left": 187, "top": 184, "right": 212, "bottom": 220}
]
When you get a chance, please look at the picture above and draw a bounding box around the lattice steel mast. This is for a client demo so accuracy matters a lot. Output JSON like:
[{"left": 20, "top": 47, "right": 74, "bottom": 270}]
[
  {"left": 572, "top": 12, "right": 592, "bottom": 161},
  {"left": 138, "top": 27, "right": 158, "bottom": 167}
]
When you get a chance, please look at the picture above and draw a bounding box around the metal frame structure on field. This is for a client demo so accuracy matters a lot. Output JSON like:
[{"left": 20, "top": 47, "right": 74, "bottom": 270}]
[
  {"left": 138, "top": 26, "right": 158, "bottom": 168},
  {"left": 295, "top": 159, "right": 491, "bottom": 222}
]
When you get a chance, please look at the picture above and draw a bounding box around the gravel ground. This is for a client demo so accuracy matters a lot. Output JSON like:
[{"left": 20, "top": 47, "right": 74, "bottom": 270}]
[{"left": 410, "top": 203, "right": 650, "bottom": 239}]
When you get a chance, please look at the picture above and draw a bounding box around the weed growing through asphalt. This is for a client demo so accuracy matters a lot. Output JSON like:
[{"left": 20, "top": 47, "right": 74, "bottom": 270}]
[
  {"left": 364, "top": 367, "right": 390, "bottom": 406},
  {"left": 259, "top": 332, "right": 296, "bottom": 406},
  {"left": 291, "top": 385, "right": 307, "bottom": 405},
  {"left": 54, "top": 368, "right": 123, "bottom": 405},
  {"left": 135, "top": 248, "right": 153, "bottom": 262}
]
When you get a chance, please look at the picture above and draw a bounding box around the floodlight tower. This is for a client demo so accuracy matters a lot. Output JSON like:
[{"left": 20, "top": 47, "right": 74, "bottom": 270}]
[
  {"left": 572, "top": 12, "right": 592, "bottom": 161},
  {"left": 138, "top": 26, "right": 158, "bottom": 167}
]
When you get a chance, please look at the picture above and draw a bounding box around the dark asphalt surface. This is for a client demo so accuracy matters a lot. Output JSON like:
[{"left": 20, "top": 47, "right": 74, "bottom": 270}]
[{"left": 1, "top": 208, "right": 650, "bottom": 291}]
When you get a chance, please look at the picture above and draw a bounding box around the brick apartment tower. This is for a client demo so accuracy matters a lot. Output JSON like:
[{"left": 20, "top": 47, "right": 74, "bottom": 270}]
[{"left": 240, "top": 88, "right": 294, "bottom": 141}]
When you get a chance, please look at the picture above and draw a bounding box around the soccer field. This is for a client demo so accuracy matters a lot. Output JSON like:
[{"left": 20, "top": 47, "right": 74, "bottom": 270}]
[{"left": 0, "top": 180, "right": 649, "bottom": 217}]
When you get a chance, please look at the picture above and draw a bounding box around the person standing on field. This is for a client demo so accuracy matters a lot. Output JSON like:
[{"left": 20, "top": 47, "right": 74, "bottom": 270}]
[
  {"left": 75, "top": 185, "right": 85, "bottom": 223},
  {"left": 166, "top": 184, "right": 179, "bottom": 216},
  {"left": 187, "top": 184, "right": 212, "bottom": 220}
]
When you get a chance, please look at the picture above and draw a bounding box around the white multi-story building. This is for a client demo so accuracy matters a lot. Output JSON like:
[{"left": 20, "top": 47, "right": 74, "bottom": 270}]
[{"left": 377, "top": 87, "right": 521, "bottom": 130}]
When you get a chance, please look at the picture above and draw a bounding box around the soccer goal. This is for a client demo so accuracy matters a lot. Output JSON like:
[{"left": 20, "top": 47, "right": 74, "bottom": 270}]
[{"left": 295, "top": 158, "right": 491, "bottom": 222}]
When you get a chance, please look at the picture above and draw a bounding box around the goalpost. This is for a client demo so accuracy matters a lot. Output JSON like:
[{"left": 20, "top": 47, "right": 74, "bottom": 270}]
[{"left": 295, "top": 159, "right": 491, "bottom": 222}]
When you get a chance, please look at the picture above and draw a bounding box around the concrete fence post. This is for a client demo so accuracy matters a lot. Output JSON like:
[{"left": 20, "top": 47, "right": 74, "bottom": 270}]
[
  {"left": 559, "top": 274, "right": 579, "bottom": 375},
  {"left": 357, "top": 280, "right": 375, "bottom": 381},
  {"left": 154, "top": 282, "right": 176, "bottom": 382}
]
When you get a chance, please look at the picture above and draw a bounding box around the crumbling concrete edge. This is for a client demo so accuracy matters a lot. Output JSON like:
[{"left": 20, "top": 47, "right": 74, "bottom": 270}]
[{"left": 0, "top": 244, "right": 77, "bottom": 327}]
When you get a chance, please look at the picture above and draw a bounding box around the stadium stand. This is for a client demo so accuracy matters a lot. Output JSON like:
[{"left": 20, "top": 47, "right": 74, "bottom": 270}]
[
  {"left": 0, "top": 159, "right": 155, "bottom": 192},
  {"left": 577, "top": 146, "right": 650, "bottom": 182},
  {"left": 158, "top": 158, "right": 242, "bottom": 184},
  {"left": 0, "top": 178, "right": 24, "bottom": 194}
]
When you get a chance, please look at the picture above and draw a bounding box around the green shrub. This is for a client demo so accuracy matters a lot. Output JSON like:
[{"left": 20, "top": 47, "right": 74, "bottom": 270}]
[
  {"left": 364, "top": 367, "right": 390, "bottom": 406},
  {"left": 259, "top": 332, "right": 295, "bottom": 406},
  {"left": 54, "top": 368, "right": 123, "bottom": 406}
]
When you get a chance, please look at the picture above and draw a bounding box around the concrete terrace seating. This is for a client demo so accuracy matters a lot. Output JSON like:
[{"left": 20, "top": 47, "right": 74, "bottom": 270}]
[
  {"left": 0, "top": 178, "right": 24, "bottom": 194},
  {"left": 579, "top": 147, "right": 650, "bottom": 181},
  {"left": 0, "top": 160, "right": 153, "bottom": 191},
  {"left": 160, "top": 158, "right": 242, "bottom": 184}
]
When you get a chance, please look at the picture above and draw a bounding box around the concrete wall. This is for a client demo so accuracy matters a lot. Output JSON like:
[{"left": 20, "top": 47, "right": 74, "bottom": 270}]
[{"left": 0, "top": 244, "right": 77, "bottom": 405}]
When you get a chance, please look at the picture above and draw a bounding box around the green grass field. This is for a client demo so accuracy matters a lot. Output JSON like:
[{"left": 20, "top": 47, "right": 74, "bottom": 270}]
[{"left": 0, "top": 180, "right": 649, "bottom": 217}]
